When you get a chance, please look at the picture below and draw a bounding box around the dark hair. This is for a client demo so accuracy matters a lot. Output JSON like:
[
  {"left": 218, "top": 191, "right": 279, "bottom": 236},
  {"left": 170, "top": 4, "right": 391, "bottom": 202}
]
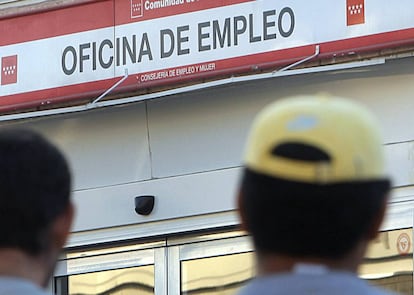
[
  {"left": 0, "top": 129, "right": 71, "bottom": 255},
  {"left": 240, "top": 168, "right": 390, "bottom": 259}
]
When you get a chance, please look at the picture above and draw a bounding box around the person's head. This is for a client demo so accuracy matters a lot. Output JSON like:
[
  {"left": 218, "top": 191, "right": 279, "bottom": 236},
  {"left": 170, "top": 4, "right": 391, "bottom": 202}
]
[
  {"left": 238, "top": 95, "right": 391, "bottom": 260},
  {"left": 0, "top": 128, "right": 72, "bottom": 258}
]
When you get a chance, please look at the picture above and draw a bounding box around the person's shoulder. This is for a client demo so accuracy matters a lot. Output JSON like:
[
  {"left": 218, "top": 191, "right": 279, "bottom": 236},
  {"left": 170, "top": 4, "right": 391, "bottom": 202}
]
[
  {"left": 364, "top": 286, "right": 398, "bottom": 295},
  {"left": 235, "top": 274, "right": 296, "bottom": 295},
  {"left": 235, "top": 273, "right": 399, "bottom": 295},
  {"left": 0, "top": 277, "right": 51, "bottom": 295},
  {"left": 366, "top": 289, "right": 398, "bottom": 295}
]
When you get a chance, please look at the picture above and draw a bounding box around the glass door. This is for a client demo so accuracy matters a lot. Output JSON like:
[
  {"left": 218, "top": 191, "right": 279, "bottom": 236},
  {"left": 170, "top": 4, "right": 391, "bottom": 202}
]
[
  {"left": 167, "top": 229, "right": 414, "bottom": 295},
  {"left": 55, "top": 241, "right": 167, "bottom": 295},
  {"left": 167, "top": 232, "right": 255, "bottom": 295},
  {"left": 54, "top": 228, "right": 413, "bottom": 295}
]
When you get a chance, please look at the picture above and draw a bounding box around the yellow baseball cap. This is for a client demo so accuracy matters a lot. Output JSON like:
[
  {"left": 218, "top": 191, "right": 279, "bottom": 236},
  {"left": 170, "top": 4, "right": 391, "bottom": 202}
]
[{"left": 244, "top": 95, "right": 388, "bottom": 184}]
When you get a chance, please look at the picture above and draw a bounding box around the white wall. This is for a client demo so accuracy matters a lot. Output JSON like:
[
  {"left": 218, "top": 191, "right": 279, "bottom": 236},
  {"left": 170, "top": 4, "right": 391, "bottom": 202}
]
[{"left": 5, "top": 56, "right": 414, "bottom": 244}]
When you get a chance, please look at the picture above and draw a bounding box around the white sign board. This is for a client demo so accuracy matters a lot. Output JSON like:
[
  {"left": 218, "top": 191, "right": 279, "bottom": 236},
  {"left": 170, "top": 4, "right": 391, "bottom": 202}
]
[{"left": 1, "top": 0, "right": 414, "bottom": 112}]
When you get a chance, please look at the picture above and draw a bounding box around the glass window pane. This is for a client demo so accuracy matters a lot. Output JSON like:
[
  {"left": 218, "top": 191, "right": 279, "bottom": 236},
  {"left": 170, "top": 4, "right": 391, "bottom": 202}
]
[
  {"left": 56, "top": 265, "right": 154, "bottom": 295},
  {"left": 181, "top": 252, "right": 255, "bottom": 295},
  {"left": 359, "top": 228, "right": 413, "bottom": 295}
]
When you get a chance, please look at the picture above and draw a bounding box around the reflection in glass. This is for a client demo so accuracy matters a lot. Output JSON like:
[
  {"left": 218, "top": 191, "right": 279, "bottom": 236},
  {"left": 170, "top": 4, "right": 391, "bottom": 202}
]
[
  {"left": 180, "top": 228, "right": 413, "bottom": 295},
  {"left": 181, "top": 252, "right": 255, "bottom": 295},
  {"left": 359, "top": 228, "right": 413, "bottom": 295},
  {"left": 56, "top": 265, "right": 154, "bottom": 295}
]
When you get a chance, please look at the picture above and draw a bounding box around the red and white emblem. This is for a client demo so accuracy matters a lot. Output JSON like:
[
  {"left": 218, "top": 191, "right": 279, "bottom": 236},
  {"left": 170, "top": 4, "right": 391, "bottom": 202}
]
[
  {"left": 131, "top": 0, "right": 143, "bottom": 18},
  {"left": 347, "top": 0, "right": 365, "bottom": 26},
  {"left": 1, "top": 55, "right": 18, "bottom": 85},
  {"left": 397, "top": 233, "right": 411, "bottom": 255}
]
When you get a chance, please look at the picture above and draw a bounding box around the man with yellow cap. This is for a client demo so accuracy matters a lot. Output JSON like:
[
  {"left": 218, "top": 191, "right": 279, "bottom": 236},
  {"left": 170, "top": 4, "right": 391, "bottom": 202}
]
[{"left": 237, "top": 95, "right": 394, "bottom": 294}]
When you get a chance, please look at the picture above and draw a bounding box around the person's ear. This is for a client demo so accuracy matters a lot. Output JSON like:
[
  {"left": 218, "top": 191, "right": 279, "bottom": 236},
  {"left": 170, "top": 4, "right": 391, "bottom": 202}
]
[
  {"left": 237, "top": 191, "right": 249, "bottom": 232},
  {"left": 51, "top": 202, "right": 75, "bottom": 249},
  {"left": 366, "top": 194, "right": 389, "bottom": 241}
]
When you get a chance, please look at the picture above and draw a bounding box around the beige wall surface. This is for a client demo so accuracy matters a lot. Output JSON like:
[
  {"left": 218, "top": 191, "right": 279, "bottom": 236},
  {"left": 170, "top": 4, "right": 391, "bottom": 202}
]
[{"left": 5, "top": 56, "right": 414, "bottom": 240}]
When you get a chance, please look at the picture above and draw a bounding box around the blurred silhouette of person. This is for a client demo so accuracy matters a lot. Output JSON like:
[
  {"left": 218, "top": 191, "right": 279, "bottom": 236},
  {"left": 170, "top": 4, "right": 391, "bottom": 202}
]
[
  {"left": 237, "top": 95, "right": 394, "bottom": 294},
  {"left": 0, "top": 129, "right": 73, "bottom": 295}
]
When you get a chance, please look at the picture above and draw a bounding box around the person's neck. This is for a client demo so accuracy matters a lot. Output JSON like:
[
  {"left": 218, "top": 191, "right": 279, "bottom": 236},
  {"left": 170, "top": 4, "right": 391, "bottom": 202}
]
[
  {"left": 0, "top": 249, "right": 49, "bottom": 288},
  {"left": 256, "top": 241, "right": 367, "bottom": 276}
]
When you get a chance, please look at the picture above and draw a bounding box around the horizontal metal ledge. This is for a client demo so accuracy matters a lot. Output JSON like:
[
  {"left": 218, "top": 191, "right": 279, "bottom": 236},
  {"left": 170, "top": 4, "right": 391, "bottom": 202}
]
[{"left": 0, "top": 57, "right": 385, "bottom": 122}]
